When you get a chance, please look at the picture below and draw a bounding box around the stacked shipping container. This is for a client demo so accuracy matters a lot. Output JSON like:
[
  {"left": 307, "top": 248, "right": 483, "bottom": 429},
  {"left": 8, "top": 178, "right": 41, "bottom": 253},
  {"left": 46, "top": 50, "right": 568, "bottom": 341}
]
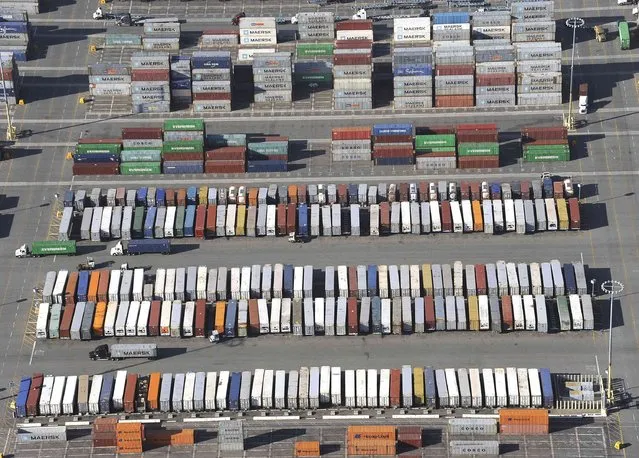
[
  {"left": 372, "top": 123, "right": 414, "bottom": 166},
  {"left": 199, "top": 28, "right": 239, "bottom": 49},
  {"left": 130, "top": 52, "right": 171, "bottom": 114},
  {"left": 474, "top": 41, "right": 516, "bottom": 108},
  {"left": 0, "top": 14, "right": 30, "bottom": 62},
  {"left": 192, "top": 51, "right": 232, "bottom": 113},
  {"left": 333, "top": 20, "right": 373, "bottom": 110},
  {"left": 246, "top": 135, "right": 289, "bottom": 172},
  {"left": 169, "top": 55, "right": 191, "bottom": 110},
  {"left": 522, "top": 126, "right": 570, "bottom": 162},
  {"left": 253, "top": 52, "right": 293, "bottom": 106},
  {"left": 331, "top": 127, "right": 372, "bottom": 162},
  {"left": 73, "top": 138, "right": 120, "bottom": 176},
  {"left": 162, "top": 119, "right": 205, "bottom": 173},
  {"left": 434, "top": 44, "right": 474, "bottom": 108},
  {"left": 456, "top": 124, "right": 500, "bottom": 169},
  {"left": 471, "top": 10, "right": 512, "bottom": 41},
  {"left": 205, "top": 133, "right": 247, "bottom": 173},
  {"left": 414, "top": 127, "right": 456, "bottom": 171},
  {"left": 294, "top": 42, "right": 334, "bottom": 93},
  {"left": 88, "top": 63, "right": 130, "bottom": 106},
  {"left": 142, "top": 21, "right": 180, "bottom": 54},
  {"left": 120, "top": 127, "right": 163, "bottom": 175},
  {"left": 392, "top": 46, "right": 433, "bottom": 110}
]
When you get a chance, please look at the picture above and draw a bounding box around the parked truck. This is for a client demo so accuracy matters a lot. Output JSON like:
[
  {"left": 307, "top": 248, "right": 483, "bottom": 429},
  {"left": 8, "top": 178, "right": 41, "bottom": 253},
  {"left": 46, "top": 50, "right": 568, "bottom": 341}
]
[
  {"left": 110, "top": 239, "right": 171, "bottom": 256},
  {"left": 89, "top": 343, "right": 158, "bottom": 361},
  {"left": 15, "top": 240, "right": 77, "bottom": 258},
  {"left": 619, "top": 21, "right": 630, "bottom": 50},
  {"left": 578, "top": 83, "right": 588, "bottom": 114}
]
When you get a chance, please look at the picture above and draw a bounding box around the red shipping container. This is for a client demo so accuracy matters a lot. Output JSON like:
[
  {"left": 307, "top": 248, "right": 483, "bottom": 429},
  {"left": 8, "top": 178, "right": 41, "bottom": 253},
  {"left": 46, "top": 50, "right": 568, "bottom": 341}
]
[
  {"left": 521, "top": 181, "right": 531, "bottom": 200},
  {"left": 195, "top": 204, "right": 206, "bottom": 239},
  {"left": 475, "top": 265, "right": 487, "bottom": 295},
  {"left": 195, "top": 299, "right": 206, "bottom": 337},
  {"left": 372, "top": 146, "right": 414, "bottom": 158},
  {"left": 475, "top": 73, "right": 516, "bottom": 86},
  {"left": 380, "top": 201, "right": 390, "bottom": 234},
  {"left": 501, "top": 295, "right": 513, "bottom": 331},
  {"left": 60, "top": 303, "right": 75, "bottom": 339},
  {"left": 205, "top": 147, "right": 246, "bottom": 161},
  {"left": 441, "top": 201, "right": 452, "bottom": 232},
  {"left": 525, "top": 138, "right": 566, "bottom": 146},
  {"left": 416, "top": 125, "right": 456, "bottom": 135},
  {"left": 249, "top": 135, "right": 289, "bottom": 142},
  {"left": 176, "top": 189, "right": 186, "bottom": 206},
  {"left": 286, "top": 203, "right": 296, "bottom": 235},
  {"left": 399, "top": 183, "right": 409, "bottom": 201},
  {"left": 124, "top": 373, "right": 138, "bottom": 413},
  {"left": 206, "top": 205, "right": 217, "bottom": 237},
  {"left": 65, "top": 272, "right": 78, "bottom": 306},
  {"left": 337, "top": 184, "right": 348, "bottom": 204},
  {"left": 131, "top": 69, "right": 169, "bottom": 81},
  {"left": 470, "top": 182, "right": 480, "bottom": 201},
  {"left": 165, "top": 188, "right": 175, "bottom": 206},
  {"left": 336, "top": 19, "right": 373, "bottom": 30},
  {"left": 148, "top": 301, "right": 161, "bottom": 336},
  {"left": 162, "top": 152, "right": 203, "bottom": 161},
  {"left": 418, "top": 182, "right": 428, "bottom": 201},
  {"left": 390, "top": 368, "right": 401, "bottom": 407},
  {"left": 26, "top": 373, "right": 44, "bottom": 417},
  {"left": 457, "top": 156, "right": 500, "bottom": 169},
  {"left": 248, "top": 299, "right": 259, "bottom": 336},
  {"left": 276, "top": 204, "right": 287, "bottom": 236},
  {"left": 192, "top": 92, "right": 231, "bottom": 101},
  {"left": 332, "top": 127, "right": 371, "bottom": 141},
  {"left": 436, "top": 64, "right": 475, "bottom": 76},
  {"left": 72, "top": 163, "right": 119, "bottom": 176},
  {"left": 298, "top": 184, "right": 307, "bottom": 204},
  {"left": 348, "top": 266, "right": 358, "bottom": 297},
  {"left": 415, "top": 151, "right": 456, "bottom": 158},
  {"left": 97, "top": 271, "right": 110, "bottom": 303},
  {"left": 459, "top": 181, "right": 470, "bottom": 200},
  {"left": 458, "top": 123, "right": 498, "bottom": 131},
  {"left": 456, "top": 127, "right": 499, "bottom": 142},
  {"left": 204, "top": 161, "right": 245, "bottom": 174},
  {"left": 568, "top": 198, "right": 580, "bottom": 230},
  {"left": 373, "top": 135, "right": 413, "bottom": 144},
  {"left": 424, "top": 296, "right": 435, "bottom": 331},
  {"left": 522, "top": 126, "right": 567, "bottom": 141},
  {"left": 202, "top": 28, "right": 238, "bottom": 35},
  {"left": 334, "top": 39, "right": 373, "bottom": 49},
  {"left": 435, "top": 95, "right": 474, "bottom": 108},
  {"left": 77, "top": 138, "right": 122, "bottom": 144},
  {"left": 333, "top": 54, "right": 371, "bottom": 65},
  {"left": 121, "top": 127, "right": 163, "bottom": 140},
  {"left": 347, "top": 297, "right": 358, "bottom": 335}
]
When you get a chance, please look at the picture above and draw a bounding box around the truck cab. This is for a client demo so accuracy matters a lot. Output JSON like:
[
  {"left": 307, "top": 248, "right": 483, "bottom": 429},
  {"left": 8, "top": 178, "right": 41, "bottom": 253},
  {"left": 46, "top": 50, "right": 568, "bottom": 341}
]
[
  {"left": 14, "top": 244, "right": 29, "bottom": 258},
  {"left": 89, "top": 344, "right": 110, "bottom": 361},
  {"left": 110, "top": 241, "right": 125, "bottom": 256},
  {"left": 578, "top": 83, "right": 589, "bottom": 114}
]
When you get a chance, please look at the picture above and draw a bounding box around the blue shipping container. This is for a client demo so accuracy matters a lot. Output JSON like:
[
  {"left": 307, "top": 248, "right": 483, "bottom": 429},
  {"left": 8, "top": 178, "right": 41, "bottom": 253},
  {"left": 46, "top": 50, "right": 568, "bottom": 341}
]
[
  {"left": 298, "top": 204, "right": 308, "bottom": 238},
  {"left": 225, "top": 299, "right": 237, "bottom": 337},
  {"left": 170, "top": 78, "right": 191, "bottom": 90},
  {"left": 374, "top": 157, "right": 414, "bottom": 166},
  {"left": 539, "top": 368, "right": 554, "bottom": 408},
  {"left": 372, "top": 124, "right": 414, "bottom": 137},
  {"left": 15, "top": 376, "right": 30, "bottom": 418},
  {"left": 283, "top": 264, "right": 294, "bottom": 298},
  {"left": 432, "top": 12, "right": 470, "bottom": 24},
  {"left": 371, "top": 296, "right": 382, "bottom": 334},
  {"left": 77, "top": 271, "right": 90, "bottom": 302},
  {"left": 184, "top": 205, "right": 196, "bottom": 237},
  {"left": 367, "top": 265, "right": 378, "bottom": 296},
  {"left": 186, "top": 186, "right": 198, "bottom": 205},
  {"left": 393, "top": 65, "right": 433, "bottom": 77},
  {"left": 144, "top": 207, "right": 157, "bottom": 238},
  {"left": 170, "top": 55, "right": 190, "bottom": 63},
  {"left": 0, "top": 21, "right": 29, "bottom": 33},
  {"left": 163, "top": 161, "right": 204, "bottom": 174},
  {"left": 74, "top": 153, "right": 119, "bottom": 163},
  {"left": 563, "top": 263, "right": 576, "bottom": 295},
  {"left": 11, "top": 51, "right": 27, "bottom": 62},
  {"left": 191, "top": 56, "right": 232, "bottom": 70},
  {"left": 246, "top": 160, "right": 288, "bottom": 173},
  {"left": 63, "top": 190, "right": 74, "bottom": 207},
  {"left": 490, "top": 183, "right": 501, "bottom": 197},
  {"left": 347, "top": 184, "right": 358, "bottom": 202},
  {"left": 99, "top": 373, "right": 114, "bottom": 413},
  {"left": 228, "top": 371, "right": 241, "bottom": 411},
  {"left": 136, "top": 187, "right": 148, "bottom": 207},
  {"left": 156, "top": 188, "right": 166, "bottom": 207},
  {"left": 128, "top": 239, "right": 171, "bottom": 255},
  {"left": 424, "top": 366, "right": 437, "bottom": 408}
]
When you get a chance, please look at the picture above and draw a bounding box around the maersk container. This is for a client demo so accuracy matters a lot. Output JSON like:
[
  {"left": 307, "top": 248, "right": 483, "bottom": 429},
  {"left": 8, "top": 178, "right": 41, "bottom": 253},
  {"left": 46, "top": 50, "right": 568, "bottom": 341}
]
[
  {"left": 239, "top": 371, "right": 251, "bottom": 411},
  {"left": 414, "top": 297, "right": 425, "bottom": 333},
  {"left": 511, "top": 295, "right": 524, "bottom": 330},
  {"left": 465, "top": 265, "right": 477, "bottom": 297},
  {"left": 456, "top": 296, "right": 467, "bottom": 330},
  {"left": 381, "top": 298, "right": 391, "bottom": 334},
  {"left": 477, "top": 295, "right": 490, "bottom": 330},
  {"left": 452, "top": 262, "right": 463, "bottom": 297},
  {"left": 356, "top": 265, "right": 367, "bottom": 298},
  {"left": 419, "top": 201, "right": 431, "bottom": 233},
  {"left": 401, "top": 365, "right": 413, "bottom": 408},
  {"left": 323, "top": 297, "right": 334, "bottom": 336}
]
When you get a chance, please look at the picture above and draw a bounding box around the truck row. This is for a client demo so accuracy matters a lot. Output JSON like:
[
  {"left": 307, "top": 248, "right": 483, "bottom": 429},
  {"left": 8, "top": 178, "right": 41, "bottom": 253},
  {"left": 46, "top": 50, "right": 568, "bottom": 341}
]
[
  {"left": 16, "top": 366, "right": 556, "bottom": 418},
  {"left": 42, "top": 259, "right": 588, "bottom": 306},
  {"left": 36, "top": 292, "right": 594, "bottom": 341}
]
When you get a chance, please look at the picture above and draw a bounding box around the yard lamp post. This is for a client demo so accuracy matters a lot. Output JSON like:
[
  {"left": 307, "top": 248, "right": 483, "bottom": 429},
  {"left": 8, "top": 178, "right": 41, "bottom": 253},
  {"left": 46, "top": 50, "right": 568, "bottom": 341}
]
[
  {"left": 564, "top": 17, "right": 585, "bottom": 131},
  {"left": 601, "top": 280, "right": 624, "bottom": 405}
]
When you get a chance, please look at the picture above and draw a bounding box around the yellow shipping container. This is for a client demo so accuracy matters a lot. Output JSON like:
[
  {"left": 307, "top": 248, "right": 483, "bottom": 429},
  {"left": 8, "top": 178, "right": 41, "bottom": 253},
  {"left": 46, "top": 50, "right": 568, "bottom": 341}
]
[
  {"left": 198, "top": 186, "right": 208, "bottom": 205},
  {"left": 556, "top": 198, "right": 569, "bottom": 231},
  {"left": 236, "top": 205, "right": 246, "bottom": 236},
  {"left": 421, "top": 264, "right": 432, "bottom": 296},
  {"left": 468, "top": 296, "right": 480, "bottom": 331},
  {"left": 412, "top": 367, "right": 424, "bottom": 406}
]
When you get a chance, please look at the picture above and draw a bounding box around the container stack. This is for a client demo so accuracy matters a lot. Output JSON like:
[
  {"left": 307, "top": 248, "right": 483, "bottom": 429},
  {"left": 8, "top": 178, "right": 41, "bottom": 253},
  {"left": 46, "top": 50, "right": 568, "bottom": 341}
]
[
  {"left": 120, "top": 127, "right": 163, "bottom": 175},
  {"left": 246, "top": 135, "right": 289, "bottom": 172},
  {"left": 162, "top": 119, "right": 205, "bottom": 174},
  {"left": 104, "top": 30, "right": 142, "bottom": 50},
  {"left": 191, "top": 51, "right": 233, "bottom": 113},
  {"left": 456, "top": 123, "right": 500, "bottom": 169},
  {"left": 392, "top": 46, "right": 433, "bottom": 110},
  {"left": 199, "top": 29, "right": 239, "bottom": 49},
  {"left": 346, "top": 426, "right": 396, "bottom": 456},
  {"left": 515, "top": 42, "right": 562, "bottom": 106},
  {"left": 239, "top": 17, "right": 277, "bottom": 47},
  {"left": 393, "top": 17, "right": 431, "bottom": 44},
  {"left": 414, "top": 128, "right": 457, "bottom": 171},
  {"left": 130, "top": 52, "right": 171, "bottom": 114},
  {"left": 499, "top": 408, "right": 550, "bottom": 435},
  {"left": 170, "top": 55, "right": 192, "bottom": 110},
  {"left": 116, "top": 422, "right": 144, "bottom": 454},
  {"left": 397, "top": 426, "right": 422, "bottom": 452},
  {"left": 296, "top": 12, "right": 334, "bottom": 41},
  {"left": 471, "top": 10, "right": 512, "bottom": 41},
  {"left": 92, "top": 417, "right": 117, "bottom": 447},
  {"left": 0, "top": 11, "right": 30, "bottom": 61},
  {"left": 333, "top": 20, "right": 373, "bottom": 110},
  {"left": 0, "top": 2, "right": 38, "bottom": 15},
  {"left": 142, "top": 21, "right": 180, "bottom": 53},
  {"left": 205, "top": 133, "right": 247, "bottom": 174},
  {"left": 511, "top": 15, "right": 556, "bottom": 44},
  {"left": 145, "top": 428, "right": 196, "bottom": 447},
  {"left": 331, "top": 127, "right": 372, "bottom": 162},
  {"left": 218, "top": 420, "right": 244, "bottom": 452},
  {"left": 88, "top": 63, "right": 130, "bottom": 103},
  {"left": 72, "top": 138, "right": 121, "bottom": 176},
  {"left": 294, "top": 43, "right": 334, "bottom": 93},
  {"left": 432, "top": 12, "right": 471, "bottom": 45},
  {"left": 372, "top": 123, "right": 414, "bottom": 166},
  {"left": 0, "top": 52, "right": 20, "bottom": 105},
  {"left": 434, "top": 45, "right": 474, "bottom": 108},
  {"left": 253, "top": 52, "right": 292, "bottom": 107},
  {"left": 474, "top": 41, "right": 516, "bottom": 108},
  {"left": 522, "top": 126, "right": 570, "bottom": 162}
]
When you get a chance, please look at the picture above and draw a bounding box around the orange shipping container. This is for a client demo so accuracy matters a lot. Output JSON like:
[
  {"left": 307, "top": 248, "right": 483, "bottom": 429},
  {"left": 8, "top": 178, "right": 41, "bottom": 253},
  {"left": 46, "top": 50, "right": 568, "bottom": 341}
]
[
  {"left": 295, "top": 441, "right": 320, "bottom": 457},
  {"left": 248, "top": 188, "right": 259, "bottom": 207},
  {"left": 148, "top": 372, "right": 161, "bottom": 411},
  {"left": 65, "top": 271, "right": 78, "bottom": 306},
  {"left": 347, "top": 443, "right": 396, "bottom": 456},
  {"left": 347, "top": 426, "right": 396, "bottom": 443},
  {"left": 171, "top": 429, "right": 195, "bottom": 446},
  {"left": 499, "top": 409, "right": 549, "bottom": 435},
  {"left": 215, "top": 301, "right": 226, "bottom": 334},
  {"left": 93, "top": 417, "right": 117, "bottom": 433},
  {"left": 472, "top": 200, "right": 483, "bottom": 232},
  {"left": 92, "top": 301, "right": 107, "bottom": 336},
  {"left": 117, "top": 422, "right": 145, "bottom": 435},
  {"left": 97, "top": 270, "right": 110, "bottom": 303},
  {"left": 288, "top": 185, "right": 298, "bottom": 204},
  {"left": 88, "top": 271, "right": 100, "bottom": 303}
]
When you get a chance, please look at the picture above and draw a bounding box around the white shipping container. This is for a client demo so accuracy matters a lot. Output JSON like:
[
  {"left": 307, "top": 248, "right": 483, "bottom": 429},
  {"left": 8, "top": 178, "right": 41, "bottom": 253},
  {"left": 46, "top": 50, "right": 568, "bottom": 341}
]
[
  {"left": 523, "top": 295, "right": 536, "bottom": 330},
  {"left": 506, "top": 367, "right": 519, "bottom": 406},
  {"left": 494, "top": 368, "right": 507, "bottom": 407},
  {"left": 482, "top": 368, "right": 496, "bottom": 407},
  {"left": 512, "top": 295, "right": 525, "bottom": 330},
  {"left": 367, "top": 369, "right": 378, "bottom": 407},
  {"left": 394, "top": 17, "right": 431, "bottom": 41},
  {"left": 125, "top": 300, "right": 140, "bottom": 336},
  {"left": 379, "top": 369, "right": 390, "bottom": 407}
]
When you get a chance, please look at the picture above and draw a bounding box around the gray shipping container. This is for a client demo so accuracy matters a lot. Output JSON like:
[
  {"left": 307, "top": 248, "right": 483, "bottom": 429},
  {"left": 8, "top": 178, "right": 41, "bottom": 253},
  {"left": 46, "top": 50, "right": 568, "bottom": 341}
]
[
  {"left": 442, "top": 264, "right": 453, "bottom": 297},
  {"left": 80, "top": 208, "right": 93, "bottom": 240},
  {"left": 70, "top": 302, "right": 86, "bottom": 340},
  {"left": 160, "top": 373, "right": 172, "bottom": 412}
]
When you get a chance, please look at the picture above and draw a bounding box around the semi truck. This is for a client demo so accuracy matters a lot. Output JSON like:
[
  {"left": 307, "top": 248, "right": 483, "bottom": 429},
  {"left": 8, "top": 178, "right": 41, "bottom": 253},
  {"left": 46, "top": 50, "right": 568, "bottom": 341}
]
[
  {"left": 110, "top": 239, "right": 171, "bottom": 256},
  {"left": 15, "top": 240, "right": 77, "bottom": 258},
  {"left": 578, "top": 83, "right": 589, "bottom": 114},
  {"left": 89, "top": 343, "right": 158, "bottom": 361}
]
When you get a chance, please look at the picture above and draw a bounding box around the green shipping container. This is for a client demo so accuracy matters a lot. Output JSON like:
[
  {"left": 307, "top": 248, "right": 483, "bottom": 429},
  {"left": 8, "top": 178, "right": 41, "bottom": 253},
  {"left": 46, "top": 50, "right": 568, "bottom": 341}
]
[
  {"left": 162, "top": 140, "right": 204, "bottom": 154},
  {"left": 415, "top": 134, "right": 456, "bottom": 149},
  {"left": 132, "top": 207, "right": 145, "bottom": 238},
  {"left": 247, "top": 141, "right": 288, "bottom": 156},
  {"left": 457, "top": 142, "right": 499, "bottom": 156},
  {"left": 523, "top": 151, "right": 570, "bottom": 162},
  {"left": 120, "top": 149, "right": 162, "bottom": 162},
  {"left": 105, "top": 34, "right": 142, "bottom": 47},
  {"left": 524, "top": 144, "right": 569, "bottom": 153},
  {"left": 296, "top": 43, "right": 334, "bottom": 57},
  {"left": 120, "top": 162, "right": 162, "bottom": 175},
  {"left": 207, "top": 133, "right": 247, "bottom": 147},
  {"left": 619, "top": 21, "right": 630, "bottom": 50},
  {"left": 163, "top": 119, "right": 205, "bottom": 132},
  {"left": 556, "top": 296, "right": 572, "bottom": 331},
  {"left": 414, "top": 147, "right": 456, "bottom": 154},
  {"left": 76, "top": 143, "right": 121, "bottom": 155},
  {"left": 30, "top": 240, "right": 76, "bottom": 256},
  {"left": 294, "top": 73, "right": 333, "bottom": 83},
  {"left": 175, "top": 206, "right": 185, "bottom": 237}
]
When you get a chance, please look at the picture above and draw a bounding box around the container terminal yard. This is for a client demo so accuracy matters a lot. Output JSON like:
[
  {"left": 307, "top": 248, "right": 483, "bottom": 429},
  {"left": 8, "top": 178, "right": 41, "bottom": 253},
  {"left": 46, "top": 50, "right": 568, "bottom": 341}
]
[{"left": 0, "top": 0, "right": 637, "bottom": 456}]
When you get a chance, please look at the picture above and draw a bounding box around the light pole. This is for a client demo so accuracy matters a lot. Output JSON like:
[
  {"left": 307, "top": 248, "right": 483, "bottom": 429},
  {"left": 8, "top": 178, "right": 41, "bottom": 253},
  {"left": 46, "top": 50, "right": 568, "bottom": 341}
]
[
  {"left": 590, "top": 279, "right": 596, "bottom": 297},
  {"left": 601, "top": 280, "right": 624, "bottom": 405},
  {"left": 577, "top": 183, "right": 582, "bottom": 201},
  {"left": 564, "top": 17, "right": 585, "bottom": 131}
]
